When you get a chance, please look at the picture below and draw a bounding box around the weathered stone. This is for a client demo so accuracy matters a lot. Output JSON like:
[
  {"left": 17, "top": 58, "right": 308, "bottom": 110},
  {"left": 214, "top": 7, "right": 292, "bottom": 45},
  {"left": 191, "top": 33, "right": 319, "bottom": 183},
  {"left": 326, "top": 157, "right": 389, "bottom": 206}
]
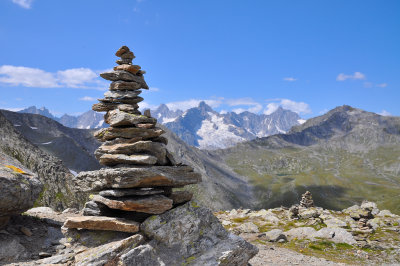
[
  {"left": 92, "top": 194, "right": 173, "bottom": 214},
  {"left": 152, "top": 136, "right": 168, "bottom": 145},
  {"left": 259, "top": 229, "right": 287, "bottom": 242},
  {"left": 116, "top": 58, "right": 133, "bottom": 65},
  {"left": 64, "top": 216, "right": 140, "bottom": 233},
  {"left": 299, "top": 191, "right": 314, "bottom": 208},
  {"left": 121, "top": 51, "right": 135, "bottom": 60},
  {"left": 361, "top": 201, "right": 380, "bottom": 215},
  {"left": 136, "top": 123, "right": 154, "bottom": 129},
  {"left": 103, "top": 137, "right": 144, "bottom": 146},
  {"left": 100, "top": 70, "right": 148, "bottom": 89},
  {"left": 324, "top": 217, "right": 347, "bottom": 228},
  {"left": 139, "top": 201, "right": 258, "bottom": 265},
  {"left": 74, "top": 166, "right": 201, "bottom": 192},
  {"left": 312, "top": 227, "right": 356, "bottom": 245},
  {"left": 104, "top": 109, "right": 156, "bottom": 127},
  {"left": 92, "top": 102, "right": 139, "bottom": 112},
  {"left": 377, "top": 209, "right": 397, "bottom": 218},
  {"left": 114, "top": 64, "right": 141, "bottom": 74},
  {"left": 285, "top": 227, "right": 317, "bottom": 241},
  {"left": 99, "top": 154, "right": 158, "bottom": 166},
  {"left": 100, "top": 188, "right": 165, "bottom": 197},
  {"left": 104, "top": 90, "right": 141, "bottom": 100},
  {"left": 169, "top": 191, "right": 193, "bottom": 205},
  {"left": 74, "top": 234, "right": 144, "bottom": 266},
  {"left": 343, "top": 205, "right": 372, "bottom": 220},
  {"left": 94, "top": 127, "right": 164, "bottom": 141},
  {"left": 298, "top": 207, "right": 319, "bottom": 219},
  {"left": 143, "top": 109, "right": 151, "bottom": 117},
  {"left": 0, "top": 164, "right": 42, "bottom": 221},
  {"left": 95, "top": 141, "right": 168, "bottom": 165},
  {"left": 110, "top": 80, "right": 142, "bottom": 91},
  {"left": 99, "top": 96, "right": 144, "bottom": 104},
  {"left": 115, "top": 46, "right": 133, "bottom": 57},
  {"left": 0, "top": 234, "right": 30, "bottom": 263},
  {"left": 237, "top": 222, "right": 259, "bottom": 233}
]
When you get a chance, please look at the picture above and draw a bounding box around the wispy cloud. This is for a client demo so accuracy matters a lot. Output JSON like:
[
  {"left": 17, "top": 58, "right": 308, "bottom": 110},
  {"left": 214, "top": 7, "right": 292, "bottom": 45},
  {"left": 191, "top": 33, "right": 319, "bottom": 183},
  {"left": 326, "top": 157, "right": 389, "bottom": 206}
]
[
  {"left": 79, "top": 96, "right": 97, "bottom": 102},
  {"left": 379, "top": 110, "right": 391, "bottom": 116},
  {"left": 0, "top": 65, "right": 107, "bottom": 90},
  {"left": 283, "top": 77, "right": 297, "bottom": 82},
  {"left": 12, "top": 0, "right": 33, "bottom": 9},
  {"left": 264, "top": 99, "right": 311, "bottom": 115},
  {"left": 336, "top": 72, "right": 366, "bottom": 81},
  {"left": 376, "top": 83, "right": 387, "bottom": 88}
]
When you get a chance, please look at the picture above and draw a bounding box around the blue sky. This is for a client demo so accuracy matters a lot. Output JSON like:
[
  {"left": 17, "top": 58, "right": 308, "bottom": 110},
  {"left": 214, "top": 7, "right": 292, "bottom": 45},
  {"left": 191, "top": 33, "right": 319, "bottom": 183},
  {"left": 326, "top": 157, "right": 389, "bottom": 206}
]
[{"left": 0, "top": 0, "right": 399, "bottom": 118}]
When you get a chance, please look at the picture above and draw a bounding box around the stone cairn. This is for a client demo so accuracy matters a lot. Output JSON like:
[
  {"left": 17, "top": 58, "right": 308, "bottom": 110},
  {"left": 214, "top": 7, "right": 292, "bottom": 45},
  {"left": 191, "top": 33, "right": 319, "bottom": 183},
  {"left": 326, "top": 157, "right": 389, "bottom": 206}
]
[
  {"left": 63, "top": 46, "right": 201, "bottom": 234},
  {"left": 299, "top": 191, "right": 314, "bottom": 208}
]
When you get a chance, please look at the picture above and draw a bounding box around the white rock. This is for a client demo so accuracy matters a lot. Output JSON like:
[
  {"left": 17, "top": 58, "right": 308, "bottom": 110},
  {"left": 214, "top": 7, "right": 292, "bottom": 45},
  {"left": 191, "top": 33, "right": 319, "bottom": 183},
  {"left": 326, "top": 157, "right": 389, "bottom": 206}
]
[{"left": 285, "top": 227, "right": 317, "bottom": 241}]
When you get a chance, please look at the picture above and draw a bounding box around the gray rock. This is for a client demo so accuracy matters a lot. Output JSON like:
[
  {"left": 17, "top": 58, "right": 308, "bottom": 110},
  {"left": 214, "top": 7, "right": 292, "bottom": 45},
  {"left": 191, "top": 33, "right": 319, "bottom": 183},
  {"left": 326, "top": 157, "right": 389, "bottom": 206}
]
[
  {"left": 119, "top": 244, "right": 165, "bottom": 266},
  {"left": 0, "top": 234, "right": 30, "bottom": 263},
  {"left": 99, "top": 188, "right": 165, "bottom": 197},
  {"left": 237, "top": 222, "right": 259, "bottom": 233},
  {"left": 109, "top": 80, "right": 142, "bottom": 91},
  {"left": 99, "top": 96, "right": 144, "bottom": 104},
  {"left": 324, "top": 217, "right": 347, "bottom": 228},
  {"left": 140, "top": 201, "right": 258, "bottom": 265},
  {"left": 0, "top": 164, "right": 42, "bottom": 221},
  {"left": 104, "top": 109, "right": 156, "bottom": 127},
  {"left": 169, "top": 190, "right": 193, "bottom": 205},
  {"left": 312, "top": 227, "right": 356, "bottom": 245},
  {"left": 361, "top": 201, "right": 380, "bottom": 215},
  {"left": 285, "top": 227, "right": 317, "bottom": 241},
  {"left": 104, "top": 90, "right": 141, "bottom": 99},
  {"left": 100, "top": 70, "right": 148, "bottom": 89},
  {"left": 74, "top": 234, "right": 144, "bottom": 266},
  {"left": 377, "top": 209, "right": 397, "bottom": 218},
  {"left": 259, "top": 229, "right": 287, "bottom": 242},
  {"left": 74, "top": 165, "right": 202, "bottom": 192},
  {"left": 94, "top": 127, "right": 164, "bottom": 141},
  {"left": 298, "top": 207, "right": 319, "bottom": 219},
  {"left": 99, "top": 153, "right": 158, "bottom": 166}
]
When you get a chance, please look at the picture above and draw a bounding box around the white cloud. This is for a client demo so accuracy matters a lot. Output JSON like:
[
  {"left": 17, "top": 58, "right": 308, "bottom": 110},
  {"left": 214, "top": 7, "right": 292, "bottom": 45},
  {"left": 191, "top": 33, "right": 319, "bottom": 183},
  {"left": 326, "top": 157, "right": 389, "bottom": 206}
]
[
  {"left": 138, "top": 101, "right": 158, "bottom": 111},
  {"left": 379, "top": 110, "right": 391, "bottom": 116},
  {"left": 283, "top": 77, "right": 297, "bottom": 82},
  {"left": 12, "top": 0, "right": 33, "bottom": 9},
  {"left": 264, "top": 99, "right": 311, "bottom": 115},
  {"left": 79, "top": 96, "right": 97, "bottom": 101},
  {"left": 0, "top": 65, "right": 104, "bottom": 90},
  {"left": 149, "top": 87, "right": 160, "bottom": 92},
  {"left": 57, "top": 68, "right": 98, "bottom": 88},
  {"left": 336, "top": 72, "right": 366, "bottom": 81},
  {"left": 264, "top": 102, "right": 280, "bottom": 115},
  {"left": 165, "top": 99, "right": 223, "bottom": 111},
  {"left": 376, "top": 83, "right": 387, "bottom": 88}
]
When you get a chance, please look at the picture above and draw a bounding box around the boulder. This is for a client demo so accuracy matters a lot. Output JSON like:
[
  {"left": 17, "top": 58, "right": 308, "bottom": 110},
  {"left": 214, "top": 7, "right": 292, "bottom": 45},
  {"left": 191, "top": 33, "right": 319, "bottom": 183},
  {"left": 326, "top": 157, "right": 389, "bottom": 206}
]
[
  {"left": 92, "top": 194, "right": 173, "bottom": 214},
  {"left": 361, "top": 201, "right": 380, "bottom": 215},
  {"left": 139, "top": 201, "right": 258, "bottom": 265},
  {"left": 0, "top": 164, "right": 42, "bottom": 227},
  {"left": 74, "top": 234, "right": 144, "bottom": 266},
  {"left": 377, "top": 210, "right": 397, "bottom": 218},
  {"left": 324, "top": 217, "right": 347, "bottom": 228},
  {"left": 298, "top": 207, "right": 319, "bottom": 219},
  {"left": 64, "top": 216, "right": 140, "bottom": 233},
  {"left": 74, "top": 166, "right": 202, "bottom": 192},
  {"left": 0, "top": 234, "right": 30, "bottom": 263},
  {"left": 259, "top": 229, "right": 287, "bottom": 242},
  {"left": 312, "top": 227, "right": 356, "bottom": 245},
  {"left": 237, "top": 222, "right": 259, "bottom": 233},
  {"left": 285, "top": 227, "right": 317, "bottom": 241},
  {"left": 343, "top": 205, "right": 372, "bottom": 220}
]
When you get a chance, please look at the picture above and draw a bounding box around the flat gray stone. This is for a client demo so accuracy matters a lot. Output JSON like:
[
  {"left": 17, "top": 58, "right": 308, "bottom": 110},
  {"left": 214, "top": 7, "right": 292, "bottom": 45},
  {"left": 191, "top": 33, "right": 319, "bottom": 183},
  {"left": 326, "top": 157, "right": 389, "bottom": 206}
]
[
  {"left": 100, "top": 188, "right": 165, "bottom": 197},
  {"left": 260, "top": 229, "right": 287, "bottom": 242},
  {"left": 99, "top": 154, "right": 158, "bottom": 166},
  {"left": 100, "top": 70, "right": 148, "bottom": 89},
  {"left": 74, "top": 165, "right": 201, "bottom": 192},
  {"left": 94, "top": 127, "right": 164, "bottom": 141},
  {"left": 104, "top": 109, "right": 156, "bottom": 127}
]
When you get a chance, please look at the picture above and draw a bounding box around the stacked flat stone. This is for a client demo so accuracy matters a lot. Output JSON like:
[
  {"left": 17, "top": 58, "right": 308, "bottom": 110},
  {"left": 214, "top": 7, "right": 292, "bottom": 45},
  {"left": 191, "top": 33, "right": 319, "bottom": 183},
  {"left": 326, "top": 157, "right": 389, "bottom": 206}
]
[
  {"left": 63, "top": 46, "right": 201, "bottom": 234},
  {"left": 299, "top": 191, "right": 314, "bottom": 208}
]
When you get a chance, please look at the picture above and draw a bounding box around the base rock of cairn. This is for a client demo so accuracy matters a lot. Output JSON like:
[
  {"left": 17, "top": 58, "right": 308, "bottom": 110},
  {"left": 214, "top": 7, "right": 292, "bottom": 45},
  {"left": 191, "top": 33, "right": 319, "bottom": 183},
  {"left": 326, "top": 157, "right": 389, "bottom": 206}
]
[{"left": 63, "top": 46, "right": 201, "bottom": 233}]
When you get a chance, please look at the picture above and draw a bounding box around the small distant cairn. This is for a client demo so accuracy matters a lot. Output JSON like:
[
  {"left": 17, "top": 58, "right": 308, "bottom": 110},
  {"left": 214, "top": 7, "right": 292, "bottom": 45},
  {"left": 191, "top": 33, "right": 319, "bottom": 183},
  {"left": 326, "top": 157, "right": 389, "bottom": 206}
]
[
  {"left": 299, "top": 191, "right": 314, "bottom": 208},
  {"left": 62, "top": 46, "right": 201, "bottom": 234}
]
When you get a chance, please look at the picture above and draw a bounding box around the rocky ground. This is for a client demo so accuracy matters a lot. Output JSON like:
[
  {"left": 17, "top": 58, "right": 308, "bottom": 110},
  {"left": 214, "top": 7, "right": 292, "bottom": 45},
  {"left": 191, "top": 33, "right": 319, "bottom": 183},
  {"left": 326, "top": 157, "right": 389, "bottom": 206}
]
[{"left": 215, "top": 201, "right": 400, "bottom": 265}]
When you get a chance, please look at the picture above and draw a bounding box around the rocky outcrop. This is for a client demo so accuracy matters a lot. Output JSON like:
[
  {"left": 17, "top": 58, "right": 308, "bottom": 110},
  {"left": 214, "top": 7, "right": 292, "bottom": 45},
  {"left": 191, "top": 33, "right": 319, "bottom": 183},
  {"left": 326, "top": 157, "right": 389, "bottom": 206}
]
[
  {"left": 0, "top": 112, "right": 86, "bottom": 210},
  {"left": 0, "top": 152, "right": 42, "bottom": 228}
]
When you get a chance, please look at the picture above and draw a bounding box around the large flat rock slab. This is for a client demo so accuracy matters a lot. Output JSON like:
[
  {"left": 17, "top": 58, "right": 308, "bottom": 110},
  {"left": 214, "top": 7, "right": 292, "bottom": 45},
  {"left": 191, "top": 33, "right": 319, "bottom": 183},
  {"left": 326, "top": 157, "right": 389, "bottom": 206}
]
[
  {"left": 105, "top": 109, "right": 156, "bottom": 127},
  {"left": 100, "top": 70, "right": 148, "bottom": 89},
  {"left": 63, "top": 216, "right": 140, "bottom": 233},
  {"left": 99, "top": 154, "right": 158, "bottom": 166},
  {"left": 94, "top": 127, "right": 164, "bottom": 141},
  {"left": 74, "top": 165, "right": 201, "bottom": 192},
  {"left": 92, "top": 194, "right": 173, "bottom": 214}
]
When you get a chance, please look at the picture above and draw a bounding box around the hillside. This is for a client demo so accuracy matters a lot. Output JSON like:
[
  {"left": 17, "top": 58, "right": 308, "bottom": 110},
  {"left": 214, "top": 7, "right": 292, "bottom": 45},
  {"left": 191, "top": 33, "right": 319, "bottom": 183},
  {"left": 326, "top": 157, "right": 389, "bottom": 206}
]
[
  {"left": 216, "top": 105, "right": 400, "bottom": 214},
  {"left": 1, "top": 110, "right": 101, "bottom": 173}
]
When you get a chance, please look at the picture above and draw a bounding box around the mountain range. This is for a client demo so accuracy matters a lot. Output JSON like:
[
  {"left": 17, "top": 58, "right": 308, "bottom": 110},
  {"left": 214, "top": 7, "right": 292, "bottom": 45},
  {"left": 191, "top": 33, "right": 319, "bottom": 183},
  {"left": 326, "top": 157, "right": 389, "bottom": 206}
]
[
  {"left": 215, "top": 105, "right": 400, "bottom": 213},
  {"left": 19, "top": 103, "right": 304, "bottom": 149},
  {"left": 19, "top": 106, "right": 105, "bottom": 129}
]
